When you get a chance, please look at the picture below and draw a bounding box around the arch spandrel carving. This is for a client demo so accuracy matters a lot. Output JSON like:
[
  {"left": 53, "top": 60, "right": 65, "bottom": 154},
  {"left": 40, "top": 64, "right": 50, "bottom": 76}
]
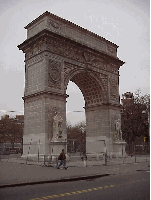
[{"left": 109, "top": 78, "right": 119, "bottom": 103}]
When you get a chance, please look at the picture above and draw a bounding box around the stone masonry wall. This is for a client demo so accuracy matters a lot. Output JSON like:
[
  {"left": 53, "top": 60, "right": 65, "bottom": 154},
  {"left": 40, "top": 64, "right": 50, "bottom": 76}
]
[
  {"left": 25, "top": 60, "right": 46, "bottom": 96},
  {"left": 23, "top": 97, "right": 46, "bottom": 155},
  {"left": 86, "top": 105, "right": 110, "bottom": 138}
]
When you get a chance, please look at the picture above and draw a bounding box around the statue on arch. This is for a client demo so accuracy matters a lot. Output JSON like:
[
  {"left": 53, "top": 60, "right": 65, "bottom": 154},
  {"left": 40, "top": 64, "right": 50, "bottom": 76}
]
[
  {"left": 115, "top": 119, "right": 122, "bottom": 140},
  {"left": 52, "top": 112, "right": 63, "bottom": 140}
]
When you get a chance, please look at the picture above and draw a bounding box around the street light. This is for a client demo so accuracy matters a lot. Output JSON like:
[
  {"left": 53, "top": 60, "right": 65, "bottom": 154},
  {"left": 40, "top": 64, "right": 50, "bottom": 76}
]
[
  {"left": 142, "top": 110, "right": 149, "bottom": 133},
  {"left": 142, "top": 110, "right": 150, "bottom": 157}
]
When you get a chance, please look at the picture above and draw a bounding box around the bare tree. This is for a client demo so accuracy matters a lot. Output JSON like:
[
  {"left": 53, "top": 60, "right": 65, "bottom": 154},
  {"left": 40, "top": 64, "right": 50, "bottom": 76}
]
[
  {"left": 121, "top": 89, "right": 150, "bottom": 145},
  {"left": 0, "top": 115, "right": 23, "bottom": 146},
  {"left": 66, "top": 120, "right": 86, "bottom": 153}
]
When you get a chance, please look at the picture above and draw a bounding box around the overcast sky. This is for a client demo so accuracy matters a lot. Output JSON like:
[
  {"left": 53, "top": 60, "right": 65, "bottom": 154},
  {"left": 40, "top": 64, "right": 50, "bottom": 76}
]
[{"left": 0, "top": 0, "right": 150, "bottom": 124}]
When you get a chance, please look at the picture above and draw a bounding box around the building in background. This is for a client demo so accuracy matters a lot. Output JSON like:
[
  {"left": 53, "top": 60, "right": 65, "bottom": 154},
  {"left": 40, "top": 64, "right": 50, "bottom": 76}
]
[
  {"left": 121, "top": 92, "right": 134, "bottom": 106},
  {"left": 0, "top": 115, "right": 24, "bottom": 154}
]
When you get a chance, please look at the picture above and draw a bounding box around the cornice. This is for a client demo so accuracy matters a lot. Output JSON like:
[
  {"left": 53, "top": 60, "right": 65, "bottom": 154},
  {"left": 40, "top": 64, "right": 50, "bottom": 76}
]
[
  {"left": 17, "top": 29, "right": 125, "bottom": 66},
  {"left": 22, "top": 90, "right": 68, "bottom": 100},
  {"left": 24, "top": 11, "right": 118, "bottom": 48}
]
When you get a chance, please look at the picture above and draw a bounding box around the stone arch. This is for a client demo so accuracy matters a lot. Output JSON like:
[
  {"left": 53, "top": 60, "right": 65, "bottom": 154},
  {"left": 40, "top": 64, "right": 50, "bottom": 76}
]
[
  {"left": 18, "top": 11, "right": 126, "bottom": 159},
  {"left": 64, "top": 62, "right": 109, "bottom": 105},
  {"left": 65, "top": 69, "right": 105, "bottom": 107}
]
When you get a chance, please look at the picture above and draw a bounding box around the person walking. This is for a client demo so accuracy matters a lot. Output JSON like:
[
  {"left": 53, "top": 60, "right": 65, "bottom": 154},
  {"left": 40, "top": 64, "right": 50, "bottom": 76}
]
[{"left": 57, "top": 149, "right": 68, "bottom": 169}]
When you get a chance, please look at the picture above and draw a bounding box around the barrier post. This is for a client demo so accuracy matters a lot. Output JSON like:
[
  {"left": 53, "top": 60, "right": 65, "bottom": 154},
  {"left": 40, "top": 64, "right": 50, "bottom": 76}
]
[
  {"left": 105, "top": 151, "right": 107, "bottom": 166},
  {"left": 38, "top": 148, "right": 39, "bottom": 163},
  {"left": 122, "top": 145, "right": 123, "bottom": 156},
  {"left": 83, "top": 154, "right": 87, "bottom": 167},
  {"left": 56, "top": 156, "right": 58, "bottom": 167},
  {"left": 134, "top": 144, "right": 136, "bottom": 163},
  {"left": 26, "top": 156, "right": 28, "bottom": 164},
  {"left": 44, "top": 155, "right": 46, "bottom": 166}
]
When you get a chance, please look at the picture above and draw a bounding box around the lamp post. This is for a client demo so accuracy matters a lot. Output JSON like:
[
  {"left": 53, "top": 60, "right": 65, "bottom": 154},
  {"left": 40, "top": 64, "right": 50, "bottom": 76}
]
[
  {"left": 38, "top": 139, "right": 40, "bottom": 163},
  {"left": 143, "top": 109, "right": 150, "bottom": 137},
  {"left": 142, "top": 109, "right": 149, "bottom": 159},
  {"left": 80, "top": 126, "right": 84, "bottom": 155}
]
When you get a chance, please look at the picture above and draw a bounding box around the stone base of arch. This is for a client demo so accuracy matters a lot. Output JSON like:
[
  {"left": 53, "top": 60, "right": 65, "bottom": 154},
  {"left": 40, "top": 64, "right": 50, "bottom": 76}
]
[
  {"left": 86, "top": 136, "right": 126, "bottom": 157},
  {"left": 22, "top": 136, "right": 67, "bottom": 155},
  {"left": 85, "top": 104, "right": 126, "bottom": 157}
]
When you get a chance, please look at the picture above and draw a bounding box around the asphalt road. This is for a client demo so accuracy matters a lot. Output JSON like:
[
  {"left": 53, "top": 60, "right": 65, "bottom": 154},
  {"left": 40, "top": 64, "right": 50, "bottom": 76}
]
[{"left": 0, "top": 171, "right": 149, "bottom": 200}]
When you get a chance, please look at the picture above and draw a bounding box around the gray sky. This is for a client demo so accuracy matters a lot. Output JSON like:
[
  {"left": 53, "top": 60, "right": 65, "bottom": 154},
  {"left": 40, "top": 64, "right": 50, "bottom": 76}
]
[{"left": 0, "top": 0, "right": 150, "bottom": 124}]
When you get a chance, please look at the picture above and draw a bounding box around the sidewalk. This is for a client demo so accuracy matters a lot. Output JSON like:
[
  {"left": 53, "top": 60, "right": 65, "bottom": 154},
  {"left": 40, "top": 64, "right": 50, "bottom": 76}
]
[{"left": 0, "top": 155, "right": 150, "bottom": 188}]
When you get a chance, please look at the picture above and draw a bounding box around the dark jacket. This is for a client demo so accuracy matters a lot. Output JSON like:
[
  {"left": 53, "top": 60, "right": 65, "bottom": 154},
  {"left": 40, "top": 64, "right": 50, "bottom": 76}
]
[{"left": 58, "top": 152, "right": 66, "bottom": 160}]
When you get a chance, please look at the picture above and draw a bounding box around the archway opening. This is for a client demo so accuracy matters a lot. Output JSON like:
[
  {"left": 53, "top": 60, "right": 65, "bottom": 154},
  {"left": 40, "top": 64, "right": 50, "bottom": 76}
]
[
  {"left": 66, "top": 71, "right": 103, "bottom": 155},
  {"left": 66, "top": 81, "right": 86, "bottom": 154},
  {"left": 66, "top": 81, "right": 85, "bottom": 125}
]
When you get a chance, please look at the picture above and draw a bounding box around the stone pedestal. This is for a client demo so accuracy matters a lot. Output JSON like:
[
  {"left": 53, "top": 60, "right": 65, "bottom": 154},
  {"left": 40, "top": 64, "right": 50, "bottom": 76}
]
[
  {"left": 86, "top": 136, "right": 126, "bottom": 158},
  {"left": 86, "top": 136, "right": 108, "bottom": 155},
  {"left": 113, "top": 141, "right": 127, "bottom": 157},
  {"left": 50, "top": 140, "right": 67, "bottom": 161},
  {"left": 21, "top": 139, "right": 67, "bottom": 162}
]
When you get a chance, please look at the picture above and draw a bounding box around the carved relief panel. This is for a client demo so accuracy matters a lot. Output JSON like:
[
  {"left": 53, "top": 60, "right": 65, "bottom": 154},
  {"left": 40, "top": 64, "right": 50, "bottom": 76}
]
[
  {"left": 109, "top": 77, "right": 119, "bottom": 102},
  {"left": 48, "top": 59, "right": 61, "bottom": 89},
  {"left": 64, "top": 62, "right": 78, "bottom": 90},
  {"left": 49, "top": 19, "right": 62, "bottom": 30},
  {"left": 25, "top": 40, "right": 45, "bottom": 60},
  {"left": 99, "top": 73, "right": 108, "bottom": 102}
]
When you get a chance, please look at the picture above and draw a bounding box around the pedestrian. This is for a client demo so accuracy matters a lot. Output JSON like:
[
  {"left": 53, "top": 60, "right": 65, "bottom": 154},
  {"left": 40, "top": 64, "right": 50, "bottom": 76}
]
[{"left": 57, "top": 149, "right": 68, "bottom": 169}]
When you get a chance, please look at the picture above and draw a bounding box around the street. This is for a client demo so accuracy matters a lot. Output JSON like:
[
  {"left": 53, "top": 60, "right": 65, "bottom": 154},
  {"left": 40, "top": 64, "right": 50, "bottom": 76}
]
[{"left": 0, "top": 170, "right": 149, "bottom": 200}]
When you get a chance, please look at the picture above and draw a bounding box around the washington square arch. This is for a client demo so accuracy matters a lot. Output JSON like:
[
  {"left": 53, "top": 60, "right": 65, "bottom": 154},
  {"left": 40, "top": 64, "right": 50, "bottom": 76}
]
[{"left": 18, "top": 11, "right": 126, "bottom": 160}]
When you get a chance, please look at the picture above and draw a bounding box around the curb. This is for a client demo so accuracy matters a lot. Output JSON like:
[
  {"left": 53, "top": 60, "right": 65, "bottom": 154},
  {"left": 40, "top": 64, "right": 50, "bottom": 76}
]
[{"left": 0, "top": 173, "right": 110, "bottom": 189}]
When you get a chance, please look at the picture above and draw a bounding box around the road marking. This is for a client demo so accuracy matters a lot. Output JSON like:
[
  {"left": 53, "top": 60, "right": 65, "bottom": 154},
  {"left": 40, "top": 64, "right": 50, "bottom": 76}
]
[
  {"left": 81, "top": 189, "right": 88, "bottom": 192},
  {"left": 30, "top": 184, "right": 116, "bottom": 200},
  {"left": 76, "top": 191, "right": 83, "bottom": 193},
  {"left": 92, "top": 188, "right": 98, "bottom": 190},
  {"left": 51, "top": 195, "right": 58, "bottom": 198},
  {"left": 58, "top": 194, "right": 65, "bottom": 197},
  {"left": 30, "top": 178, "right": 149, "bottom": 200},
  {"left": 71, "top": 191, "right": 77, "bottom": 194},
  {"left": 97, "top": 186, "right": 103, "bottom": 189},
  {"left": 64, "top": 193, "right": 72, "bottom": 195},
  {"left": 110, "top": 185, "right": 114, "bottom": 187}
]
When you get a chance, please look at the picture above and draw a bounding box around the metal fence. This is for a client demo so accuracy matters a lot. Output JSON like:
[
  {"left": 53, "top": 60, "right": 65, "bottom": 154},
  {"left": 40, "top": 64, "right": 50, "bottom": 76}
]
[{"left": 0, "top": 152, "right": 150, "bottom": 167}]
